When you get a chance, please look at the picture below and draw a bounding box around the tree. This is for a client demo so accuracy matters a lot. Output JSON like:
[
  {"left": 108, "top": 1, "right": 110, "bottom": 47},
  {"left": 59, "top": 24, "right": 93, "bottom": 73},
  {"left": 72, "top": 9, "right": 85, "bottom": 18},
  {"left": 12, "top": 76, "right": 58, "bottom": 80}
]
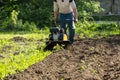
[{"left": 0, "top": 0, "right": 102, "bottom": 30}]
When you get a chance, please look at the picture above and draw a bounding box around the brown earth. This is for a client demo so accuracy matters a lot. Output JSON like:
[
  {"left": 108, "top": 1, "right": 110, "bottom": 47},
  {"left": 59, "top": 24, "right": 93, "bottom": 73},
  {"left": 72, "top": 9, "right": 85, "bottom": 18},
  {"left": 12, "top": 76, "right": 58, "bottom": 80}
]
[
  {"left": 4, "top": 35, "right": 120, "bottom": 80},
  {"left": 10, "top": 36, "right": 27, "bottom": 42}
]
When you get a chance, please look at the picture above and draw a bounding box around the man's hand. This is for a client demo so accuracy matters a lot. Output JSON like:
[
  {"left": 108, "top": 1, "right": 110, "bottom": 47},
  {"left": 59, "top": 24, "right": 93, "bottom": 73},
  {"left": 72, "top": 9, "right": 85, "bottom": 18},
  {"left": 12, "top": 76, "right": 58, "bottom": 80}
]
[{"left": 74, "top": 18, "right": 78, "bottom": 23}]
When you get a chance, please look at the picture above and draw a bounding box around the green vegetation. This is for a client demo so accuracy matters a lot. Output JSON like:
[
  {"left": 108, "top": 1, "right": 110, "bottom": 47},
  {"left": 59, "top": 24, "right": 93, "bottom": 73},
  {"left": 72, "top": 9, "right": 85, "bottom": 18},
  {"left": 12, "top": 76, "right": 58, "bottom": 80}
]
[
  {"left": 76, "top": 20, "right": 120, "bottom": 38},
  {"left": 0, "top": 31, "right": 51, "bottom": 79},
  {"left": 0, "top": 0, "right": 102, "bottom": 31}
]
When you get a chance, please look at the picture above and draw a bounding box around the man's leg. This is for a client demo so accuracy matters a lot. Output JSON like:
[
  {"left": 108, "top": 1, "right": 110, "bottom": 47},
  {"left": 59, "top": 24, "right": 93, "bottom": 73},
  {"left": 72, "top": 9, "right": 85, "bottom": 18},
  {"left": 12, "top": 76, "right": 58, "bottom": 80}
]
[
  {"left": 60, "top": 22, "right": 67, "bottom": 34},
  {"left": 59, "top": 13, "right": 67, "bottom": 34},
  {"left": 68, "top": 21, "right": 75, "bottom": 43},
  {"left": 65, "top": 12, "right": 75, "bottom": 43}
]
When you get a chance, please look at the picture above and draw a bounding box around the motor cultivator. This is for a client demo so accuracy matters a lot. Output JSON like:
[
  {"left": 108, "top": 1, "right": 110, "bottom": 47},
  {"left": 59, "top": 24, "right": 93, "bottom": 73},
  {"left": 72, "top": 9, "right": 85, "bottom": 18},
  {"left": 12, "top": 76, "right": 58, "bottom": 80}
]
[{"left": 44, "top": 27, "right": 70, "bottom": 50}]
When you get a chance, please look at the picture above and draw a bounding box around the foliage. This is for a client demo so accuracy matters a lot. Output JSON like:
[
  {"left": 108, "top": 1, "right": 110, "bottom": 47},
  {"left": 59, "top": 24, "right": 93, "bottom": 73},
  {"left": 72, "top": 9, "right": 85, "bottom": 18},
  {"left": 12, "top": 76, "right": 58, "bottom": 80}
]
[
  {"left": 0, "top": 0, "right": 102, "bottom": 31},
  {"left": 76, "top": 19, "right": 120, "bottom": 38},
  {"left": 76, "top": 0, "right": 104, "bottom": 19},
  {"left": 0, "top": 32, "right": 51, "bottom": 79},
  {"left": 11, "top": 10, "right": 19, "bottom": 25},
  {"left": 1, "top": 11, "right": 38, "bottom": 32}
]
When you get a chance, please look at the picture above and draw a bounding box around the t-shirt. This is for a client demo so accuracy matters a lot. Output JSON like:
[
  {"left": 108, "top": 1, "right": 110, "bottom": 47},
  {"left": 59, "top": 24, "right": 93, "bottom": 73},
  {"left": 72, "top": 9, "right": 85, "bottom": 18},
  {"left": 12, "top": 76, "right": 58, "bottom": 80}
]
[{"left": 54, "top": 0, "right": 76, "bottom": 14}]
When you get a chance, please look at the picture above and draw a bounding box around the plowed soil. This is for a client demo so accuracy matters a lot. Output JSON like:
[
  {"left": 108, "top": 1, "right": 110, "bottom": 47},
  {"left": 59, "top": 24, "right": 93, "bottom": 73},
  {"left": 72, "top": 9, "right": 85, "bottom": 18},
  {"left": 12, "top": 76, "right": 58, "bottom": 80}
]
[{"left": 4, "top": 35, "right": 120, "bottom": 80}]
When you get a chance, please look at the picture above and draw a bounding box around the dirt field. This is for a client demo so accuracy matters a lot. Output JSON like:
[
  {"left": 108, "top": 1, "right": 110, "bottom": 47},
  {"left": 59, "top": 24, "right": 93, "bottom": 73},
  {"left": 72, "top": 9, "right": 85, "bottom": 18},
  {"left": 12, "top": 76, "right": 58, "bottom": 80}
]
[{"left": 4, "top": 35, "right": 120, "bottom": 80}]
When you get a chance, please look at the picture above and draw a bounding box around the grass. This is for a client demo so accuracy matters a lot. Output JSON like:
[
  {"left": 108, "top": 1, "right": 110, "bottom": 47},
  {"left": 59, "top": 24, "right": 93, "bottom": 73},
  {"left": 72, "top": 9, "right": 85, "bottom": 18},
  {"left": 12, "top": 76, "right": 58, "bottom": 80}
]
[
  {"left": 0, "top": 31, "right": 51, "bottom": 79},
  {"left": 76, "top": 21, "right": 120, "bottom": 38}
]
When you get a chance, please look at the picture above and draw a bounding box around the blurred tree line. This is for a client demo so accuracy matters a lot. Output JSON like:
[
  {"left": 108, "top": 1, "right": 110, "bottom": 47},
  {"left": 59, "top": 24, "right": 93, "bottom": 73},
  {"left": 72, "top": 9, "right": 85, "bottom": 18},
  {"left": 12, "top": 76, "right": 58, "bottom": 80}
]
[{"left": 0, "top": 0, "right": 102, "bottom": 31}]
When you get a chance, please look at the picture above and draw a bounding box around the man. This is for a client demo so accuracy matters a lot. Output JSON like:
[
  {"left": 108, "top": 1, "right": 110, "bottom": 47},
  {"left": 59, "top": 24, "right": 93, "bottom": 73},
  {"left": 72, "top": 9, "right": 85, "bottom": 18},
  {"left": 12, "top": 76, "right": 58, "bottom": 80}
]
[{"left": 54, "top": 0, "right": 78, "bottom": 43}]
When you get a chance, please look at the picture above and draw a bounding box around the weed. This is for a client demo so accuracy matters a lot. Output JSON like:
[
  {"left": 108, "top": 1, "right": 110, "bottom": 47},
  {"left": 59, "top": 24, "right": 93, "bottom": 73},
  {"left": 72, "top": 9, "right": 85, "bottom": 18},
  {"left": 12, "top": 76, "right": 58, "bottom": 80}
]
[
  {"left": 60, "top": 78, "right": 65, "bottom": 80},
  {"left": 0, "top": 32, "right": 51, "bottom": 79}
]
